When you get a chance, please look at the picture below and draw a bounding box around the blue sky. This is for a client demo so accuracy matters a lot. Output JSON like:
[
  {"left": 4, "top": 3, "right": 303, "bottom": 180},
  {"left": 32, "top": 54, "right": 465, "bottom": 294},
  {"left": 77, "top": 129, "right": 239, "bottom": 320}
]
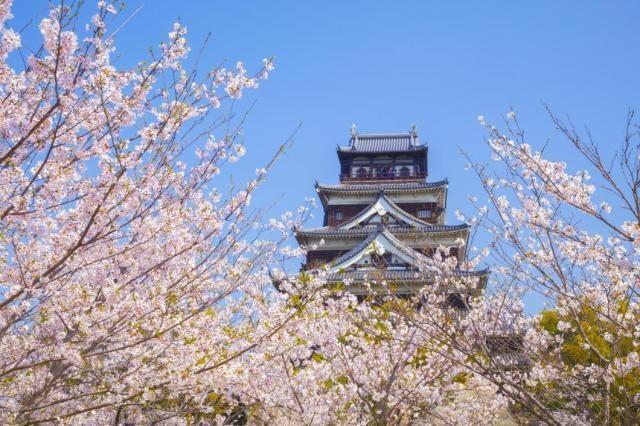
[{"left": 10, "top": 1, "right": 640, "bottom": 310}]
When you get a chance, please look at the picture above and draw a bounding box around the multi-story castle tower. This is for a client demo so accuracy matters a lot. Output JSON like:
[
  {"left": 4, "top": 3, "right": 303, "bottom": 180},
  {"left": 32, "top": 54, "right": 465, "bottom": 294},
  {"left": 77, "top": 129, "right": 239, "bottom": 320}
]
[{"left": 294, "top": 126, "right": 487, "bottom": 309}]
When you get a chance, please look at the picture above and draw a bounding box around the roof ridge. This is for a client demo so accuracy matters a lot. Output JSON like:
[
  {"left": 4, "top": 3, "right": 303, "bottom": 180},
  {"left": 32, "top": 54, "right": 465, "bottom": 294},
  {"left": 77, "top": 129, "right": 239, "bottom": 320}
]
[
  {"left": 357, "top": 133, "right": 412, "bottom": 138},
  {"left": 329, "top": 226, "right": 384, "bottom": 266},
  {"left": 378, "top": 228, "right": 432, "bottom": 265},
  {"left": 312, "top": 225, "right": 433, "bottom": 273}
]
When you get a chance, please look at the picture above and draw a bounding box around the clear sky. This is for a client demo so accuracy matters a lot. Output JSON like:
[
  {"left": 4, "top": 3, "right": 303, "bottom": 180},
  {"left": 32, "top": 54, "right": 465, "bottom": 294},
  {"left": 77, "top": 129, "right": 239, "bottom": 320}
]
[{"left": 10, "top": 1, "right": 640, "bottom": 310}]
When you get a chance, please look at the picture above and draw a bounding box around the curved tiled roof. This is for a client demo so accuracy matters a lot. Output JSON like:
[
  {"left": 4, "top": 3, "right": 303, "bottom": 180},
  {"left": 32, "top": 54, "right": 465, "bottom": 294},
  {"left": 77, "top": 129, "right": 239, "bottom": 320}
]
[
  {"left": 295, "top": 224, "right": 469, "bottom": 239},
  {"left": 323, "top": 268, "right": 490, "bottom": 283},
  {"left": 337, "top": 133, "right": 427, "bottom": 153},
  {"left": 315, "top": 180, "right": 448, "bottom": 194}
]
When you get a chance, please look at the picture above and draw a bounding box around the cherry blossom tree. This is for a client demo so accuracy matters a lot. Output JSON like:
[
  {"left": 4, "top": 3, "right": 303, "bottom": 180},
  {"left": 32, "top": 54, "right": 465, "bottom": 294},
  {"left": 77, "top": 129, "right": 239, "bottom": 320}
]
[
  {"left": 3, "top": 1, "right": 637, "bottom": 424},
  {"left": 457, "top": 109, "right": 640, "bottom": 425},
  {"left": 231, "top": 278, "right": 510, "bottom": 425},
  {"left": 0, "top": 2, "right": 507, "bottom": 424},
  {"left": 339, "top": 108, "right": 640, "bottom": 425},
  {"left": 0, "top": 1, "right": 314, "bottom": 423}
]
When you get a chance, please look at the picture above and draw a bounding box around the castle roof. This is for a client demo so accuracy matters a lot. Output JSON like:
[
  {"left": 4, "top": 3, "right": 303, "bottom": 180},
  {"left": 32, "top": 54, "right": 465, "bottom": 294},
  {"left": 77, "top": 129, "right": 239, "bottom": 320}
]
[
  {"left": 327, "top": 226, "right": 427, "bottom": 271},
  {"left": 315, "top": 180, "right": 447, "bottom": 208},
  {"left": 296, "top": 191, "right": 467, "bottom": 244},
  {"left": 315, "top": 180, "right": 447, "bottom": 194},
  {"left": 295, "top": 224, "right": 469, "bottom": 240},
  {"left": 337, "top": 132, "right": 427, "bottom": 154},
  {"left": 298, "top": 225, "right": 485, "bottom": 285},
  {"left": 322, "top": 267, "right": 489, "bottom": 284}
]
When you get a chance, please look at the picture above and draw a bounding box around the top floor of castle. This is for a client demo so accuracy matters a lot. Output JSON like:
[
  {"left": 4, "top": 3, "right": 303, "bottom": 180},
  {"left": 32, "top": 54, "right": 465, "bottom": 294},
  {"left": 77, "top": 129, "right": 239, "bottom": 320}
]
[{"left": 337, "top": 125, "right": 427, "bottom": 183}]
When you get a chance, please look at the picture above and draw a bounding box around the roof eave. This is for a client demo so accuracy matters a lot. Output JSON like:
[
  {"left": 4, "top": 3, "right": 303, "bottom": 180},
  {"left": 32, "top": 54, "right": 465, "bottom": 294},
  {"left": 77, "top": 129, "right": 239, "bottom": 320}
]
[
  {"left": 315, "top": 179, "right": 449, "bottom": 195},
  {"left": 336, "top": 145, "right": 428, "bottom": 155},
  {"left": 296, "top": 226, "right": 471, "bottom": 239}
]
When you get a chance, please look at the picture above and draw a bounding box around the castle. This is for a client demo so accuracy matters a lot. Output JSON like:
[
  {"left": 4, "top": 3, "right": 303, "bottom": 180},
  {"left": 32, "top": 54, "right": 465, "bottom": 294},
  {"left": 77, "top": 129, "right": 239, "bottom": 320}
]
[{"left": 293, "top": 126, "right": 487, "bottom": 310}]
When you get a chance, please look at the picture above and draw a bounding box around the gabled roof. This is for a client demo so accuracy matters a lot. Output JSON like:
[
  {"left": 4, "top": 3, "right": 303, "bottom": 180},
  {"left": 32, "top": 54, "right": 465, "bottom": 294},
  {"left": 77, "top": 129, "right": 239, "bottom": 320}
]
[
  {"left": 324, "top": 226, "right": 431, "bottom": 273},
  {"left": 339, "top": 192, "right": 429, "bottom": 229}
]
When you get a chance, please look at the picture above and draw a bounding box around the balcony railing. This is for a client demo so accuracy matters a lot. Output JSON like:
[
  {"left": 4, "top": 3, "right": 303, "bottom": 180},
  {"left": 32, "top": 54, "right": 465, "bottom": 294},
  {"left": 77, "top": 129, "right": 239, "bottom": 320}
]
[{"left": 340, "top": 171, "right": 426, "bottom": 182}]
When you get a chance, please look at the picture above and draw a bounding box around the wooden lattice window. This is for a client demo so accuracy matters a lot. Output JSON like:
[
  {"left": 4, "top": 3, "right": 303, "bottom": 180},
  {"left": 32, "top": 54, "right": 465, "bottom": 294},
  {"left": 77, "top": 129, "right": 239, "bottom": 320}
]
[{"left": 417, "top": 209, "right": 431, "bottom": 219}]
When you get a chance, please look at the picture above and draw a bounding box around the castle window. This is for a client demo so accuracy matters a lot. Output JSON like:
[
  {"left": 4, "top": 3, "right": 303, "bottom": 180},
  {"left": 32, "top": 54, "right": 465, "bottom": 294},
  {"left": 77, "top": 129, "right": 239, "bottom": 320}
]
[
  {"left": 417, "top": 209, "right": 431, "bottom": 219},
  {"left": 446, "top": 293, "right": 467, "bottom": 310},
  {"left": 399, "top": 166, "right": 410, "bottom": 177},
  {"left": 355, "top": 167, "right": 368, "bottom": 178},
  {"left": 334, "top": 211, "right": 343, "bottom": 221}
]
